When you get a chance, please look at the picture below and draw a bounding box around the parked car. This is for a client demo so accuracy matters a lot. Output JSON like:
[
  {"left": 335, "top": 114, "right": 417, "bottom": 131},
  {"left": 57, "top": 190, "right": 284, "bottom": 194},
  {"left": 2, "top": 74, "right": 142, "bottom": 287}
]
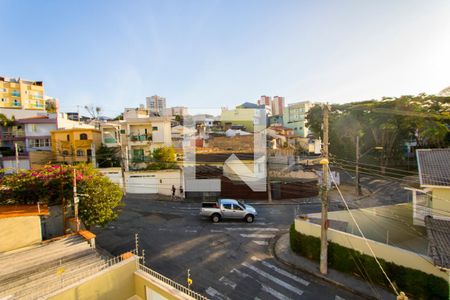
[{"left": 200, "top": 199, "right": 257, "bottom": 223}]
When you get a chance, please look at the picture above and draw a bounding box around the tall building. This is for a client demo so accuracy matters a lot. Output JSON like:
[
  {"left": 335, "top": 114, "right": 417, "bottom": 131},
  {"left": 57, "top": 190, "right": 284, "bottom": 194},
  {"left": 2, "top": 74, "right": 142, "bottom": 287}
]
[
  {"left": 146, "top": 95, "right": 166, "bottom": 115},
  {"left": 271, "top": 96, "right": 285, "bottom": 116},
  {"left": 164, "top": 106, "right": 188, "bottom": 116},
  {"left": 258, "top": 95, "right": 271, "bottom": 106},
  {"left": 0, "top": 76, "right": 45, "bottom": 111},
  {"left": 283, "top": 101, "right": 314, "bottom": 137}
]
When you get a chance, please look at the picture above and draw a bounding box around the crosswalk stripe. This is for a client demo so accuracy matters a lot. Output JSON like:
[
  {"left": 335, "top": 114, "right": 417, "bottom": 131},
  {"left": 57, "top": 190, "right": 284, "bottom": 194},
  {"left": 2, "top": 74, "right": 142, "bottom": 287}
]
[
  {"left": 219, "top": 276, "right": 236, "bottom": 289},
  {"left": 242, "top": 262, "right": 304, "bottom": 296},
  {"left": 205, "top": 287, "right": 231, "bottom": 300},
  {"left": 210, "top": 229, "right": 225, "bottom": 233},
  {"left": 252, "top": 241, "right": 269, "bottom": 246},
  {"left": 230, "top": 268, "right": 250, "bottom": 278},
  {"left": 225, "top": 227, "right": 279, "bottom": 231},
  {"left": 251, "top": 256, "right": 310, "bottom": 286},
  {"left": 231, "top": 269, "right": 291, "bottom": 300},
  {"left": 262, "top": 285, "right": 291, "bottom": 300},
  {"left": 240, "top": 234, "right": 275, "bottom": 239}
]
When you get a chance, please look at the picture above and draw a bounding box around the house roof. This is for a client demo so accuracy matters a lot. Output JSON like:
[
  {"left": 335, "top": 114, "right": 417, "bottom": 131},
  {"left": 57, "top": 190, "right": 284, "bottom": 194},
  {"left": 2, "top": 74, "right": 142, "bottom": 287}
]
[
  {"left": 424, "top": 216, "right": 450, "bottom": 269},
  {"left": 416, "top": 149, "right": 450, "bottom": 187},
  {"left": 0, "top": 204, "right": 49, "bottom": 219}
]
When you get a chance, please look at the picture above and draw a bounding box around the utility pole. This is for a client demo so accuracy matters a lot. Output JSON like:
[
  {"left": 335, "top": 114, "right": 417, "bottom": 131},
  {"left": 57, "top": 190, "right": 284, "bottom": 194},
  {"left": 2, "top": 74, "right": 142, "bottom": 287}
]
[
  {"left": 73, "top": 168, "right": 80, "bottom": 232},
  {"left": 91, "top": 143, "right": 97, "bottom": 167},
  {"left": 267, "top": 156, "right": 272, "bottom": 203},
  {"left": 14, "top": 142, "right": 19, "bottom": 173},
  {"left": 320, "top": 104, "right": 330, "bottom": 275},
  {"left": 355, "top": 135, "right": 361, "bottom": 196}
]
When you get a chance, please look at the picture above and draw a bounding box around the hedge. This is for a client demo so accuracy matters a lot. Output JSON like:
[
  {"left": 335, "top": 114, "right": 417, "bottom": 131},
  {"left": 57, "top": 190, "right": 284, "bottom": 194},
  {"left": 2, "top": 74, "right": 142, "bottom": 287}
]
[{"left": 289, "top": 224, "right": 449, "bottom": 299}]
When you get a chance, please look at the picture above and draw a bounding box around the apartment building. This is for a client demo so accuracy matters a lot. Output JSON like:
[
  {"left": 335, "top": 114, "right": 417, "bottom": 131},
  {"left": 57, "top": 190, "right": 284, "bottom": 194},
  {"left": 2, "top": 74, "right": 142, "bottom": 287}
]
[
  {"left": 164, "top": 106, "right": 188, "bottom": 116},
  {"left": 272, "top": 96, "right": 285, "bottom": 116},
  {"left": 146, "top": 95, "right": 166, "bottom": 115},
  {"left": 283, "top": 101, "right": 314, "bottom": 137},
  {"left": 100, "top": 110, "right": 172, "bottom": 170},
  {"left": 0, "top": 76, "right": 45, "bottom": 110}
]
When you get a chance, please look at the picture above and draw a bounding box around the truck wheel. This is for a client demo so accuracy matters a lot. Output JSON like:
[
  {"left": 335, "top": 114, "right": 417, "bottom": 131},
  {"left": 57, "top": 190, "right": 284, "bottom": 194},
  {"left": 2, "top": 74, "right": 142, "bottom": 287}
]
[
  {"left": 245, "top": 214, "right": 254, "bottom": 223},
  {"left": 211, "top": 214, "right": 221, "bottom": 223}
]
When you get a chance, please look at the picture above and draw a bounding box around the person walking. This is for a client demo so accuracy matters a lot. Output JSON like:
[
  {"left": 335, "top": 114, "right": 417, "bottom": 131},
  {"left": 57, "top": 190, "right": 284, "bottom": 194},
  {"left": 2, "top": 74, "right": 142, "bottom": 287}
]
[
  {"left": 179, "top": 185, "right": 184, "bottom": 199},
  {"left": 171, "top": 185, "right": 176, "bottom": 200}
]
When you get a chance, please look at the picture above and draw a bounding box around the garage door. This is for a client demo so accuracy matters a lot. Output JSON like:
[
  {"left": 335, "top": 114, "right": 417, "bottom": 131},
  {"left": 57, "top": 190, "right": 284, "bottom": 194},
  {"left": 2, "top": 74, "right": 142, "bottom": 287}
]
[{"left": 127, "top": 174, "right": 158, "bottom": 194}]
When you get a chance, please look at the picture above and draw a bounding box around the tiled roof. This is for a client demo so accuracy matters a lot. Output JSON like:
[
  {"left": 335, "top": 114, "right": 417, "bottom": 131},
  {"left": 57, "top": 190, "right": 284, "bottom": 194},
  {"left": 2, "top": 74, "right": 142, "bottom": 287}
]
[
  {"left": 416, "top": 149, "right": 450, "bottom": 187},
  {"left": 0, "top": 204, "right": 49, "bottom": 219},
  {"left": 424, "top": 216, "right": 450, "bottom": 269}
]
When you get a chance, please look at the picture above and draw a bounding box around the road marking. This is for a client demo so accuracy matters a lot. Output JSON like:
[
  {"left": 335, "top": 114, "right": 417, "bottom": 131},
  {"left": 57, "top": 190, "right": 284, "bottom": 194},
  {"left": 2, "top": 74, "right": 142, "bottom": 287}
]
[
  {"left": 242, "top": 262, "right": 304, "bottom": 296},
  {"left": 240, "top": 234, "right": 275, "bottom": 239},
  {"left": 205, "top": 287, "right": 231, "bottom": 300},
  {"left": 230, "top": 268, "right": 290, "bottom": 300},
  {"left": 185, "top": 229, "right": 198, "bottom": 233},
  {"left": 230, "top": 268, "right": 250, "bottom": 278},
  {"left": 252, "top": 241, "right": 269, "bottom": 246},
  {"left": 210, "top": 229, "right": 225, "bottom": 233},
  {"left": 335, "top": 296, "right": 346, "bottom": 300},
  {"left": 262, "top": 285, "right": 291, "bottom": 300},
  {"left": 225, "top": 227, "right": 279, "bottom": 231},
  {"left": 219, "top": 276, "right": 236, "bottom": 289},
  {"left": 251, "top": 256, "right": 310, "bottom": 286}
]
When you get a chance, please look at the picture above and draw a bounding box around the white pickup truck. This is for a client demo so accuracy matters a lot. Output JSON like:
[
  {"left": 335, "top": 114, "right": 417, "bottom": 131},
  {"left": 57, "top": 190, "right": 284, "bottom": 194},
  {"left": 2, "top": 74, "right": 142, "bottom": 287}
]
[{"left": 200, "top": 199, "right": 257, "bottom": 223}]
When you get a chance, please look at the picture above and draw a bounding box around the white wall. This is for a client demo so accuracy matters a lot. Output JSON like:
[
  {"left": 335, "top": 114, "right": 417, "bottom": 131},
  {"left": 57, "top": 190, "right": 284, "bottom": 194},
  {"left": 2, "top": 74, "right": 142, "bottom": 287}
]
[
  {"left": 24, "top": 123, "right": 56, "bottom": 137},
  {"left": 2, "top": 159, "right": 31, "bottom": 173},
  {"left": 294, "top": 218, "right": 449, "bottom": 281}
]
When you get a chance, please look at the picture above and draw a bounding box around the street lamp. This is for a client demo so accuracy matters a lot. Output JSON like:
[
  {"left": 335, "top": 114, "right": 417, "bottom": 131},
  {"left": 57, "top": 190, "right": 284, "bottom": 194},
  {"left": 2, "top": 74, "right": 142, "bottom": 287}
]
[{"left": 355, "top": 135, "right": 383, "bottom": 196}]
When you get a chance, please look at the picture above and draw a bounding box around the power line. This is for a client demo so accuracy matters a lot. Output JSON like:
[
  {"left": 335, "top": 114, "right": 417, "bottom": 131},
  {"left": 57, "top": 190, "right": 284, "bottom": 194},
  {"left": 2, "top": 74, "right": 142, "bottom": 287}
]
[{"left": 328, "top": 168, "right": 400, "bottom": 296}]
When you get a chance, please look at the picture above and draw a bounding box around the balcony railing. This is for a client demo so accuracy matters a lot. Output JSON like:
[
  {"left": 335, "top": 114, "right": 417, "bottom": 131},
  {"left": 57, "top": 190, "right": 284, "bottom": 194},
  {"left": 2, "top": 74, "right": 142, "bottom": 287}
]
[
  {"left": 130, "top": 134, "right": 152, "bottom": 142},
  {"left": 1, "top": 130, "right": 26, "bottom": 140},
  {"left": 131, "top": 155, "right": 151, "bottom": 163}
]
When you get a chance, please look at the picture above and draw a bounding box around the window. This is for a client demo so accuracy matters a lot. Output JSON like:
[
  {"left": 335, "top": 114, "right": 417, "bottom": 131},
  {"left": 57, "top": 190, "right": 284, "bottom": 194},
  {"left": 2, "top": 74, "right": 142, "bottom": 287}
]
[
  {"left": 62, "top": 150, "right": 69, "bottom": 156},
  {"left": 79, "top": 133, "right": 88, "bottom": 140},
  {"left": 223, "top": 203, "right": 232, "bottom": 210},
  {"left": 29, "top": 138, "right": 51, "bottom": 148},
  {"left": 152, "top": 126, "right": 158, "bottom": 131},
  {"left": 76, "top": 149, "right": 84, "bottom": 156},
  {"left": 1, "top": 98, "right": 5, "bottom": 102},
  {"left": 13, "top": 99, "right": 20, "bottom": 106},
  {"left": 67, "top": 134, "right": 70, "bottom": 141},
  {"left": 87, "top": 149, "right": 92, "bottom": 157},
  {"left": 30, "top": 124, "right": 37, "bottom": 132},
  {"left": 233, "top": 204, "right": 243, "bottom": 211}
]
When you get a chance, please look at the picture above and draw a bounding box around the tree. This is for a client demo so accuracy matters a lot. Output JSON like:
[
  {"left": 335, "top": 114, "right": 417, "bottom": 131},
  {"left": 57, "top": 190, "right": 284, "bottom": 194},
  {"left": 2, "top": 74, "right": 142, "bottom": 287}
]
[
  {"left": 152, "top": 146, "right": 176, "bottom": 163},
  {"left": 96, "top": 144, "right": 121, "bottom": 168},
  {"left": 0, "top": 164, "right": 123, "bottom": 228},
  {"left": 0, "top": 114, "right": 15, "bottom": 127},
  {"left": 147, "top": 146, "right": 177, "bottom": 170},
  {"left": 305, "top": 94, "right": 450, "bottom": 170}
]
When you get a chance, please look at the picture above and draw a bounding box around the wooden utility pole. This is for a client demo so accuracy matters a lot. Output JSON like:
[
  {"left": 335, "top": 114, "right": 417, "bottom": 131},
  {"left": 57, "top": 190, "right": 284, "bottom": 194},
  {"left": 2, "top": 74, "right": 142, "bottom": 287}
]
[
  {"left": 320, "top": 104, "right": 330, "bottom": 275},
  {"left": 355, "top": 135, "right": 361, "bottom": 196}
]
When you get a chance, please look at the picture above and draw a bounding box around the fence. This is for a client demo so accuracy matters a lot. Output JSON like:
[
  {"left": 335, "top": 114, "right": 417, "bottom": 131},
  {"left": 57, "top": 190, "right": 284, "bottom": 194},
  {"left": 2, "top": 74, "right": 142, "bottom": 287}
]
[{"left": 137, "top": 264, "right": 209, "bottom": 300}]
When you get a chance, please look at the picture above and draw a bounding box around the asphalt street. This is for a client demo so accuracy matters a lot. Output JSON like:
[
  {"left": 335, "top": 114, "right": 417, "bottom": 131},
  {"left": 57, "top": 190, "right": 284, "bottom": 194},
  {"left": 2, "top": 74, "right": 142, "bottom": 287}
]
[{"left": 93, "top": 196, "right": 365, "bottom": 300}]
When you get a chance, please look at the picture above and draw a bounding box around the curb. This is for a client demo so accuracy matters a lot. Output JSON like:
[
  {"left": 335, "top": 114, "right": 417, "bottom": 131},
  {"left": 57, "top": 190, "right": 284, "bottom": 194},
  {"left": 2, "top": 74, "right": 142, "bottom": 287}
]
[{"left": 270, "top": 232, "right": 382, "bottom": 300}]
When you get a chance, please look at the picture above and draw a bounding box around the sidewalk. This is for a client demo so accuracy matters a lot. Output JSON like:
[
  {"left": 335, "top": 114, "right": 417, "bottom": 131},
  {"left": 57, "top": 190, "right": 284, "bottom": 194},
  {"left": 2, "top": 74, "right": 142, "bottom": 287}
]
[{"left": 271, "top": 232, "right": 396, "bottom": 300}]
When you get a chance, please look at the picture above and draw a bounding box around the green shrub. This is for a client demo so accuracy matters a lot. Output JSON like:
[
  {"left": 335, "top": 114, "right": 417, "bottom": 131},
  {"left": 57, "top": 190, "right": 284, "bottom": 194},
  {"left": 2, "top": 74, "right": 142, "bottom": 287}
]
[{"left": 289, "top": 224, "right": 449, "bottom": 299}]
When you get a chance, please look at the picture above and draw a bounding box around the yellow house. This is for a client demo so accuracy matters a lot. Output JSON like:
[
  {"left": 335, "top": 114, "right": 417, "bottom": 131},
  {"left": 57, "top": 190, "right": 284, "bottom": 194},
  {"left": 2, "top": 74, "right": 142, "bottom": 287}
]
[
  {"left": 221, "top": 108, "right": 259, "bottom": 132},
  {"left": 0, "top": 76, "right": 45, "bottom": 110},
  {"left": 415, "top": 148, "right": 450, "bottom": 220},
  {"left": 51, "top": 128, "right": 102, "bottom": 163}
]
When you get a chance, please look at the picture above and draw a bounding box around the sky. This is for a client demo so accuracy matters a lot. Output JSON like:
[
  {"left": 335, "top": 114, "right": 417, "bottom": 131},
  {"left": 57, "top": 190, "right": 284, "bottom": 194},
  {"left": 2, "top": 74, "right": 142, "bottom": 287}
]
[{"left": 1, "top": 0, "right": 450, "bottom": 117}]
